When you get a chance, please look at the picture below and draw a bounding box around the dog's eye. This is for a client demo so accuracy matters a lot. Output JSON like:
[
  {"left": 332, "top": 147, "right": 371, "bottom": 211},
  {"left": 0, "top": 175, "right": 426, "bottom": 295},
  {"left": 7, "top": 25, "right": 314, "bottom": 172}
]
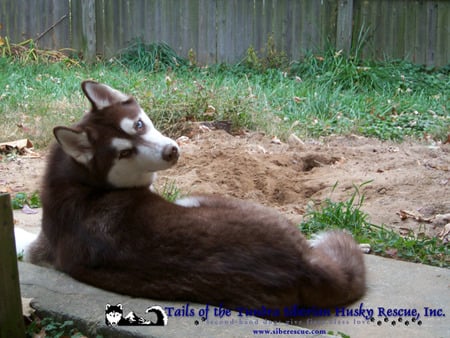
[
  {"left": 135, "top": 119, "right": 144, "bottom": 130},
  {"left": 118, "top": 149, "right": 133, "bottom": 159}
]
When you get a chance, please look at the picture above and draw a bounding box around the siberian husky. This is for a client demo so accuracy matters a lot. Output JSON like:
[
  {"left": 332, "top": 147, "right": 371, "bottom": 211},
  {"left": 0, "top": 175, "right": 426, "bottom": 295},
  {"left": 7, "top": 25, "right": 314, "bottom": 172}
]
[{"left": 17, "top": 81, "right": 365, "bottom": 320}]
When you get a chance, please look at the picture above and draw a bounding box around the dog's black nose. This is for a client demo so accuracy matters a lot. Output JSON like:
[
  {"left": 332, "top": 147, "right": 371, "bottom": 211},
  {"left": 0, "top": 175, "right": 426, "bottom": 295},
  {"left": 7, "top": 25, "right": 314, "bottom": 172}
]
[{"left": 162, "top": 144, "right": 179, "bottom": 163}]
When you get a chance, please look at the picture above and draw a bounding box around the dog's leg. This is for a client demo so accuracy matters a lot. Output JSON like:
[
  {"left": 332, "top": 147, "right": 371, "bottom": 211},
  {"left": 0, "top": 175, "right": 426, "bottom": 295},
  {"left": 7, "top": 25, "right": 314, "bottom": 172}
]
[{"left": 14, "top": 228, "right": 38, "bottom": 257}]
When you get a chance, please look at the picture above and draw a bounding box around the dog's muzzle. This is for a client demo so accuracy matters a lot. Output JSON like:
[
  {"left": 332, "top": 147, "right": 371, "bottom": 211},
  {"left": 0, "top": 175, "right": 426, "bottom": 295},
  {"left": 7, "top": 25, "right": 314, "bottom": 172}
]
[{"left": 162, "top": 144, "right": 180, "bottom": 163}]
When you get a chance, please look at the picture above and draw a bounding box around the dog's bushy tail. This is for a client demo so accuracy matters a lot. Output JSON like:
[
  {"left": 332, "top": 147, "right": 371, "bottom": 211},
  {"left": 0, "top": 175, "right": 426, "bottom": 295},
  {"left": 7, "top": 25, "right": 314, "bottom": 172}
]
[{"left": 300, "top": 230, "right": 366, "bottom": 307}]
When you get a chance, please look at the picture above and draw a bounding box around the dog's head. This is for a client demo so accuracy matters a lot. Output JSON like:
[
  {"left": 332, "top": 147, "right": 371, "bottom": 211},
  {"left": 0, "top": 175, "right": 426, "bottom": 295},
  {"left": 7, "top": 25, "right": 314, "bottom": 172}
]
[{"left": 54, "top": 81, "right": 179, "bottom": 188}]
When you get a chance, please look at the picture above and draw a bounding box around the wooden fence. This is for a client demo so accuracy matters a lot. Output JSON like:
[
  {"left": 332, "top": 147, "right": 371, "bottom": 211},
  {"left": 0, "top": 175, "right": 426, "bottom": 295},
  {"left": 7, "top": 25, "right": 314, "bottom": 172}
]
[{"left": 0, "top": 0, "right": 449, "bottom": 67}]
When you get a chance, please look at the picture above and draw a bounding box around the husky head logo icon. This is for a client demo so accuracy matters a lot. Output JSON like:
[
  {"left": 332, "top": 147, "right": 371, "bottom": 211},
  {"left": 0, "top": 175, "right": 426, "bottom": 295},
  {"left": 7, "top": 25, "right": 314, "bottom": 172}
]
[{"left": 105, "top": 304, "right": 168, "bottom": 326}]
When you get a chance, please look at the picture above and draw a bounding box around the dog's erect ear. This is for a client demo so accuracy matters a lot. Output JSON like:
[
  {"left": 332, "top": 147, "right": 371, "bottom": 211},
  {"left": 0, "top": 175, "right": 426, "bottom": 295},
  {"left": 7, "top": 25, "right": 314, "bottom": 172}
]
[
  {"left": 81, "top": 80, "right": 130, "bottom": 111},
  {"left": 54, "top": 126, "right": 94, "bottom": 165}
]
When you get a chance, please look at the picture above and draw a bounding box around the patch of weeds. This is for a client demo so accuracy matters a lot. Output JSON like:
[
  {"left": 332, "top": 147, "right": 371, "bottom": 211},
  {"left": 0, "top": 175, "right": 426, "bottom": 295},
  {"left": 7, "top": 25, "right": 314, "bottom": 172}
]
[
  {"left": 290, "top": 48, "right": 384, "bottom": 92},
  {"left": 0, "top": 35, "right": 79, "bottom": 65},
  {"left": 25, "top": 316, "right": 97, "bottom": 338},
  {"left": 300, "top": 182, "right": 449, "bottom": 268},
  {"left": 286, "top": 42, "right": 449, "bottom": 140},
  {"left": 154, "top": 179, "right": 184, "bottom": 203},
  {"left": 11, "top": 191, "right": 41, "bottom": 209},
  {"left": 136, "top": 68, "right": 259, "bottom": 137},
  {"left": 17, "top": 251, "right": 24, "bottom": 261},
  {"left": 115, "top": 39, "right": 188, "bottom": 72},
  {"left": 300, "top": 181, "right": 372, "bottom": 237},
  {"left": 366, "top": 225, "right": 448, "bottom": 267},
  {"left": 242, "top": 35, "right": 289, "bottom": 71}
]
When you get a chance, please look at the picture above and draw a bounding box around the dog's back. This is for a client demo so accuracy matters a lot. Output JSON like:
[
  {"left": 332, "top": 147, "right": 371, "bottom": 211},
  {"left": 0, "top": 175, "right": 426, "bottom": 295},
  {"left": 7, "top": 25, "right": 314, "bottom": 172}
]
[{"left": 26, "top": 81, "right": 365, "bottom": 320}]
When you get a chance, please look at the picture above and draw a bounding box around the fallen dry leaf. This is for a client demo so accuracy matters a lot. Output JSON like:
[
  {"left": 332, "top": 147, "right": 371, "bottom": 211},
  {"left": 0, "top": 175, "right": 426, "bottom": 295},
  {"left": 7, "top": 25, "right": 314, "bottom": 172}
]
[
  {"left": 437, "top": 223, "right": 450, "bottom": 243},
  {"left": 287, "top": 134, "right": 305, "bottom": 148},
  {"left": 424, "top": 163, "right": 449, "bottom": 171},
  {"left": 398, "top": 209, "right": 433, "bottom": 223},
  {"left": 399, "top": 227, "right": 414, "bottom": 236},
  {"left": 271, "top": 136, "right": 282, "bottom": 145},
  {"left": 204, "top": 104, "right": 216, "bottom": 116},
  {"left": 176, "top": 135, "right": 190, "bottom": 146},
  {"left": 385, "top": 248, "right": 398, "bottom": 258},
  {"left": 0, "top": 139, "right": 33, "bottom": 155}
]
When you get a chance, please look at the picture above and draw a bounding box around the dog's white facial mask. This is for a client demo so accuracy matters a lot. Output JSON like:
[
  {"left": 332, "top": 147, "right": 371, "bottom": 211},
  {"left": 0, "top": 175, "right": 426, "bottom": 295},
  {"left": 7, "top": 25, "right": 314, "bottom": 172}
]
[
  {"left": 54, "top": 81, "right": 180, "bottom": 188},
  {"left": 108, "top": 109, "right": 180, "bottom": 187}
]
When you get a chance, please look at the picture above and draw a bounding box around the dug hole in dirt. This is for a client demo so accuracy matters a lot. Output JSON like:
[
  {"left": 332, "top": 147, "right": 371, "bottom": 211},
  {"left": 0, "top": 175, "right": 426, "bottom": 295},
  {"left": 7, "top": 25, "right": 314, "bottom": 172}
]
[{"left": 1, "top": 124, "right": 449, "bottom": 259}]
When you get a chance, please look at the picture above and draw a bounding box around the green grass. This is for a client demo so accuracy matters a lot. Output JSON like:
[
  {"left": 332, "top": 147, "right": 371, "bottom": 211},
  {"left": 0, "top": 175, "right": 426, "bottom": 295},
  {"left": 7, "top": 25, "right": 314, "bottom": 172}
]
[
  {"left": 154, "top": 179, "right": 184, "bottom": 203},
  {"left": 299, "top": 182, "right": 449, "bottom": 268},
  {"left": 0, "top": 42, "right": 448, "bottom": 148}
]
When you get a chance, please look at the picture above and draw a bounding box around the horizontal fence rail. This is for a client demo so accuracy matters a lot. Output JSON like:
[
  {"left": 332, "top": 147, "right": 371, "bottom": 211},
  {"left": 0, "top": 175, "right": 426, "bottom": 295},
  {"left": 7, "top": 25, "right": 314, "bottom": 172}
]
[{"left": 0, "top": 0, "right": 449, "bottom": 66}]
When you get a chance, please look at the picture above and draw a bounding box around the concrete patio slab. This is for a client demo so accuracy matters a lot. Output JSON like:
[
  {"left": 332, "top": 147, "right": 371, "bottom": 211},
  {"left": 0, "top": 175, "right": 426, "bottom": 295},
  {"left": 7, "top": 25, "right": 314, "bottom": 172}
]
[{"left": 18, "top": 254, "right": 449, "bottom": 338}]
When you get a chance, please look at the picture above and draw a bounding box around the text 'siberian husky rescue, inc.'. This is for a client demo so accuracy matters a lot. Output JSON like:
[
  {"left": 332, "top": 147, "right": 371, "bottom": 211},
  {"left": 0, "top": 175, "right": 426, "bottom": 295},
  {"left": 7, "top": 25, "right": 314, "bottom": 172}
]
[{"left": 16, "top": 81, "right": 366, "bottom": 321}]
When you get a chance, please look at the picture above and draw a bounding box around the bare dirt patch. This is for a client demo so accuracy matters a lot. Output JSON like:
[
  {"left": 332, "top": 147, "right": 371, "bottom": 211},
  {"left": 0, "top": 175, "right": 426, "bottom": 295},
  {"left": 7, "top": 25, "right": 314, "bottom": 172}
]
[{"left": 1, "top": 128, "right": 449, "bottom": 239}]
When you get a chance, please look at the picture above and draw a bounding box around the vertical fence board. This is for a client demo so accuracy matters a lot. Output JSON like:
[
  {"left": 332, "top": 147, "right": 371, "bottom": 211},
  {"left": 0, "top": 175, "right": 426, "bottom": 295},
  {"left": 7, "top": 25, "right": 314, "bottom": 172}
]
[
  {"left": 123, "top": 0, "right": 135, "bottom": 49},
  {"left": 141, "top": 0, "right": 151, "bottom": 44},
  {"left": 415, "top": 0, "right": 427, "bottom": 64},
  {"left": 426, "top": 1, "right": 438, "bottom": 66},
  {"left": 216, "top": 0, "right": 233, "bottom": 63},
  {"left": 436, "top": 1, "right": 450, "bottom": 67},
  {"left": 103, "top": 0, "right": 115, "bottom": 56},
  {"left": 153, "top": 0, "right": 163, "bottom": 43},
  {"left": 252, "top": 0, "right": 265, "bottom": 53},
  {"left": 403, "top": 0, "right": 415, "bottom": 62},
  {"left": 287, "top": 0, "right": 298, "bottom": 59},
  {"left": 271, "top": 0, "right": 284, "bottom": 53},
  {"left": 177, "top": 0, "right": 198, "bottom": 59},
  {"left": 310, "top": 1, "right": 322, "bottom": 50},
  {"left": 238, "top": 0, "right": 254, "bottom": 61},
  {"left": 49, "top": 0, "right": 70, "bottom": 49},
  {"left": 383, "top": 0, "right": 393, "bottom": 60},
  {"left": 0, "top": 194, "right": 25, "bottom": 338},
  {"left": 399, "top": 1, "right": 409, "bottom": 61},
  {"left": 197, "top": 0, "right": 216, "bottom": 64},
  {"left": 405, "top": 0, "right": 417, "bottom": 62},
  {"left": 299, "top": 0, "right": 311, "bottom": 52},
  {"left": 80, "top": 0, "right": 96, "bottom": 62},
  {"left": 71, "top": 0, "right": 82, "bottom": 53},
  {"left": 336, "top": 0, "right": 353, "bottom": 54},
  {"left": 319, "top": 0, "right": 336, "bottom": 51},
  {"left": 355, "top": 0, "right": 378, "bottom": 60}
]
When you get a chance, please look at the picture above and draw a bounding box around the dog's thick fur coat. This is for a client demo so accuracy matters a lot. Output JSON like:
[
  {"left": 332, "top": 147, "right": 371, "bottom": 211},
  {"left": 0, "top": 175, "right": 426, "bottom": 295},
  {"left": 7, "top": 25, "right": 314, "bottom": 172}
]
[{"left": 27, "top": 81, "right": 365, "bottom": 320}]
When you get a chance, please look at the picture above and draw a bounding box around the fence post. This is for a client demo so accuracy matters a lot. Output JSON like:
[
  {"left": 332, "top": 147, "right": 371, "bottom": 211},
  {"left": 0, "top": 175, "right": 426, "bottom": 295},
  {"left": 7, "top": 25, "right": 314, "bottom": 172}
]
[
  {"left": 0, "top": 194, "right": 25, "bottom": 338},
  {"left": 336, "top": 0, "right": 354, "bottom": 55},
  {"left": 81, "top": 0, "right": 96, "bottom": 63}
]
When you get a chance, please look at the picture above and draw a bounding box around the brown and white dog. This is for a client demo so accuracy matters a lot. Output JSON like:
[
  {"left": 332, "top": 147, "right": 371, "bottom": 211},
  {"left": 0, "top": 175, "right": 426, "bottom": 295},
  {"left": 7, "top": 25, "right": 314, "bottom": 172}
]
[{"left": 17, "top": 81, "right": 365, "bottom": 320}]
